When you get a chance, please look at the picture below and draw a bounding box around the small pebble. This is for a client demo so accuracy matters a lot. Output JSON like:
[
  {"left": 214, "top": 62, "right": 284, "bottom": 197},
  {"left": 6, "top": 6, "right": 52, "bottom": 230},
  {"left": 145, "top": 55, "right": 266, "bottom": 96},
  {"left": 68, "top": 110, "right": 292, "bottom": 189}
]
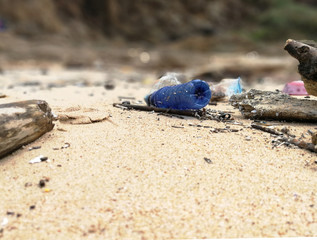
[
  {"left": 39, "top": 180, "right": 46, "bottom": 188},
  {"left": 204, "top": 157, "right": 212, "bottom": 164},
  {"left": 104, "top": 81, "right": 115, "bottom": 90},
  {"left": 6, "top": 211, "right": 14, "bottom": 216}
]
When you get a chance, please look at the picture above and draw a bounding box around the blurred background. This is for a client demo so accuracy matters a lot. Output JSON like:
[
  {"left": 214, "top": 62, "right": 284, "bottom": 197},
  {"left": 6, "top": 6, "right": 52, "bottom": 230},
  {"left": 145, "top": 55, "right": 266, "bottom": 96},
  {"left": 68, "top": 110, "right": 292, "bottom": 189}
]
[{"left": 0, "top": 0, "right": 317, "bottom": 86}]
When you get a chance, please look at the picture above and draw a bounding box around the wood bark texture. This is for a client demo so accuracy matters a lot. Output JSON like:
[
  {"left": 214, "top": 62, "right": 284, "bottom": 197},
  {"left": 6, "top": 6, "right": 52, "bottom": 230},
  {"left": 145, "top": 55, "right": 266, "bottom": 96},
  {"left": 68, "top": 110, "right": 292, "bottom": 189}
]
[
  {"left": 0, "top": 100, "right": 54, "bottom": 158},
  {"left": 284, "top": 39, "right": 317, "bottom": 96},
  {"left": 230, "top": 89, "right": 317, "bottom": 122}
]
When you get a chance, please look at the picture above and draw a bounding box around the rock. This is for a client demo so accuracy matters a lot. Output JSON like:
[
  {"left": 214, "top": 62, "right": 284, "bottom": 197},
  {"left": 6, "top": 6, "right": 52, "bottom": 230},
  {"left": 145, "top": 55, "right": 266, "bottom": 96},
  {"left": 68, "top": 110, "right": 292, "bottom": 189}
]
[{"left": 284, "top": 39, "right": 317, "bottom": 96}]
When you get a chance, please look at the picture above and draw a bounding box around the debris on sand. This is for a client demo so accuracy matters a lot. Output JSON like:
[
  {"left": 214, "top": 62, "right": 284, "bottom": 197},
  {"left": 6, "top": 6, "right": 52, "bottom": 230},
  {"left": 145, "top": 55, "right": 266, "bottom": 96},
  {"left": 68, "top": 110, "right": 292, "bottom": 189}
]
[
  {"left": 0, "top": 100, "right": 54, "bottom": 159},
  {"left": 29, "top": 155, "right": 50, "bottom": 164},
  {"left": 230, "top": 89, "right": 317, "bottom": 122},
  {"left": 113, "top": 102, "right": 232, "bottom": 122},
  {"left": 251, "top": 122, "right": 317, "bottom": 153}
]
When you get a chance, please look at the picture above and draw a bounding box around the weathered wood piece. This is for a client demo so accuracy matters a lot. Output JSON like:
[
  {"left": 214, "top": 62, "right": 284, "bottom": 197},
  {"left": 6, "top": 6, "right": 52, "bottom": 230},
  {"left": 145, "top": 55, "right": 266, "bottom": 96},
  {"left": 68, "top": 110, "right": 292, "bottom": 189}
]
[
  {"left": 284, "top": 39, "right": 317, "bottom": 96},
  {"left": 0, "top": 100, "right": 54, "bottom": 158},
  {"left": 230, "top": 89, "right": 317, "bottom": 122}
]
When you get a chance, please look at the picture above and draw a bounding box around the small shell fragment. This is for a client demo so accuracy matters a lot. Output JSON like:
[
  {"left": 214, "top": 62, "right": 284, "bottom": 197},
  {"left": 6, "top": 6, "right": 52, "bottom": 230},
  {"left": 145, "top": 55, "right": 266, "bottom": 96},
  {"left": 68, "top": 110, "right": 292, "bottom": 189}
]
[
  {"left": 1, "top": 218, "right": 8, "bottom": 226},
  {"left": 29, "top": 155, "right": 50, "bottom": 164}
]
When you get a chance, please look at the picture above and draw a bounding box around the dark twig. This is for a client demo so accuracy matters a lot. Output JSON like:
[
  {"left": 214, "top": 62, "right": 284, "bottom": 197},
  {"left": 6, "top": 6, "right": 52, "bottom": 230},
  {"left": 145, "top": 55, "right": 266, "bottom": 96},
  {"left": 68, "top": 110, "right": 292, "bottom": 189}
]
[
  {"left": 114, "top": 103, "right": 200, "bottom": 117},
  {"left": 251, "top": 122, "right": 317, "bottom": 153},
  {"left": 113, "top": 103, "right": 232, "bottom": 122}
]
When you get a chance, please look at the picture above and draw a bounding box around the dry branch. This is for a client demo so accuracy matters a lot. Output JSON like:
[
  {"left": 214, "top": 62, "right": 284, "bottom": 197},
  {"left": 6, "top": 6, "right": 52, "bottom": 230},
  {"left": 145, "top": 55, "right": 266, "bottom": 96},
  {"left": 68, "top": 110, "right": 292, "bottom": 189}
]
[
  {"left": 0, "top": 100, "right": 54, "bottom": 158},
  {"left": 251, "top": 122, "right": 317, "bottom": 153},
  {"left": 113, "top": 103, "right": 232, "bottom": 121},
  {"left": 230, "top": 89, "right": 317, "bottom": 122}
]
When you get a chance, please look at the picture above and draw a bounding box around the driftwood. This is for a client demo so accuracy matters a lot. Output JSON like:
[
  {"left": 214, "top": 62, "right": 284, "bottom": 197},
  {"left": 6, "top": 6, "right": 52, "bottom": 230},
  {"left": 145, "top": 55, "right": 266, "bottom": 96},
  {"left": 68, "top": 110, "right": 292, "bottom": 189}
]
[
  {"left": 0, "top": 100, "right": 54, "bottom": 158},
  {"left": 284, "top": 39, "right": 317, "bottom": 96},
  {"left": 230, "top": 89, "right": 317, "bottom": 122}
]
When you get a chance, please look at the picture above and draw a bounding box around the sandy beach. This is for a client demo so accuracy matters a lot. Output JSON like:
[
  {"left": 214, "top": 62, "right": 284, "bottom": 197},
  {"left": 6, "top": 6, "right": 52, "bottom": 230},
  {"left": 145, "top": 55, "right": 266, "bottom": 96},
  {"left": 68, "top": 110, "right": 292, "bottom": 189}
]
[{"left": 0, "top": 64, "right": 317, "bottom": 239}]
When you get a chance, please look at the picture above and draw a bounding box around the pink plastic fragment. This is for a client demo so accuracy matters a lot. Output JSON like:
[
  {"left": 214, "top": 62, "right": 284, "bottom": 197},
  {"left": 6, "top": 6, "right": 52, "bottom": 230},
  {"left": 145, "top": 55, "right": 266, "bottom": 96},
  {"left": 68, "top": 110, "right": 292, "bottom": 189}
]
[{"left": 282, "top": 80, "right": 308, "bottom": 96}]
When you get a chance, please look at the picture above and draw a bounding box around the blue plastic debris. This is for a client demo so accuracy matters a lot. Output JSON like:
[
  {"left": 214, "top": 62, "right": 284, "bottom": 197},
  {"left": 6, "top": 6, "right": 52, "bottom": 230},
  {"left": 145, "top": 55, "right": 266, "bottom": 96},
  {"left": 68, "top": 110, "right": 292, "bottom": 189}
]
[{"left": 145, "top": 79, "right": 212, "bottom": 110}]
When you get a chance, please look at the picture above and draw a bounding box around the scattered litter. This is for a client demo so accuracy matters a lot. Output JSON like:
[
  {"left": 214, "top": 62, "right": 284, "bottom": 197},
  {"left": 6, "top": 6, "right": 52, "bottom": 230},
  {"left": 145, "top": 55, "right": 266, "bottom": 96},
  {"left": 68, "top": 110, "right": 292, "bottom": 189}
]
[
  {"left": 282, "top": 80, "right": 308, "bottom": 96},
  {"left": 210, "top": 77, "right": 243, "bottom": 101},
  {"left": 148, "top": 73, "right": 184, "bottom": 93},
  {"left": 29, "top": 155, "right": 50, "bottom": 164},
  {"left": 145, "top": 73, "right": 211, "bottom": 110}
]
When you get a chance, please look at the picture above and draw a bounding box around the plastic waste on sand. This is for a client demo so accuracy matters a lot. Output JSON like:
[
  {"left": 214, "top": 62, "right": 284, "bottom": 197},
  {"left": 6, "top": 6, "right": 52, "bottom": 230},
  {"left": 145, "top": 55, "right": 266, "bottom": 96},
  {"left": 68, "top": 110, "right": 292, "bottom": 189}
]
[
  {"left": 145, "top": 77, "right": 212, "bottom": 110},
  {"left": 211, "top": 77, "right": 242, "bottom": 98},
  {"left": 282, "top": 80, "right": 308, "bottom": 96}
]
